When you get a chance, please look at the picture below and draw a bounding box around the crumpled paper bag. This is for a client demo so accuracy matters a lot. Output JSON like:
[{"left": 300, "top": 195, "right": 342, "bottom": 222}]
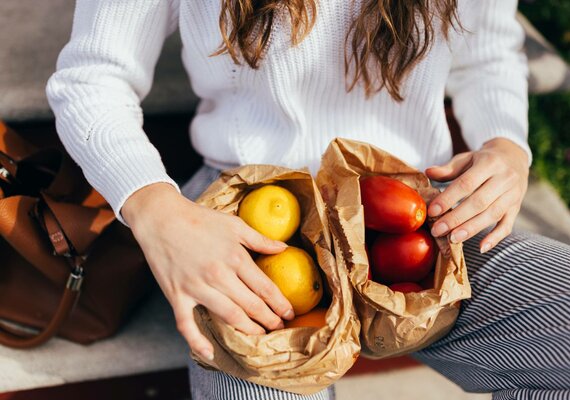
[
  {"left": 316, "top": 138, "right": 471, "bottom": 358},
  {"left": 193, "top": 164, "right": 361, "bottom": 394}
]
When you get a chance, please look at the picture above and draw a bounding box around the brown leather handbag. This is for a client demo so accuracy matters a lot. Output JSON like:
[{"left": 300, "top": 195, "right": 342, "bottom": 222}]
[{"left": 0, "top": 121, "right": 154, "bottom": 348}]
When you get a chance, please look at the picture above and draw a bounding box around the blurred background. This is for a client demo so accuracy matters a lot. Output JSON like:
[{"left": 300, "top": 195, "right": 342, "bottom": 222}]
[{"left": 520, "top": 0, "right": 570, "bottom": 207}]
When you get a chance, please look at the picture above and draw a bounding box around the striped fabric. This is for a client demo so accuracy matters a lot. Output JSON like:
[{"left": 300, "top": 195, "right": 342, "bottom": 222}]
[
  {"left": 180, "top": 165, "right": 222, "bottom": 202},
  {"left": 414, "top": 230, "right": 570, "bottom": 399},
  {"left": 188, "top": 361, "right": 336, "bottom": 400},
  {"left": 181, "top": 166, "right": 570, "bottom": 400}
]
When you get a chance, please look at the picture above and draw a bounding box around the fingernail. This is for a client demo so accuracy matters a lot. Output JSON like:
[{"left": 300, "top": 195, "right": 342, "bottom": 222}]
[
  {"left": 431, "top": 222, "right": 449, "bottom": 237},
  {"left": 481, "top": 243, "right": 492, "bottom": 254},
  {"left": 450, "top": 230, "right": 468, "bottom": 243},
  {"left": 275, "top": 241, "right": 288, "bottom": 248},
  {"left": 276, "top": 321, "right": 285, "bottom": 330},
  {"left": 282, "top": 309, "right": 295, "bottom": 320},
  {"left": 430, "top": 204, "right": 443, "bottom": 217},
  {"left": 201, "top": 349, "right": 214, "bottom": 361}
]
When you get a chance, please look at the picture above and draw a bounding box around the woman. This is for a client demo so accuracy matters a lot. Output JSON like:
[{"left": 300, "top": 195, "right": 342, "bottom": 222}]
[{"left": 47, "top": 1, "right": 569, "bottom": 399}]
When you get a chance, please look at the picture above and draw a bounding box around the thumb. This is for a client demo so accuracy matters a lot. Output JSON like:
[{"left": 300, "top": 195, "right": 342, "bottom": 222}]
[
  {"left": 238, "top": 222, "right": 288, "bottom": 254},
  {"left": 425, "top": 152, "right": 473, "bottom": 182}
]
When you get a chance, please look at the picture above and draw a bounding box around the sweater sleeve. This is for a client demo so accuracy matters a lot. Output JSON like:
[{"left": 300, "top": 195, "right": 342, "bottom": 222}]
[
  {"left": 447, "top": 0, "right": 532, "bottom": 165},
  {"left": 46, "top": 0, "right": 181, "bottom": 227}
]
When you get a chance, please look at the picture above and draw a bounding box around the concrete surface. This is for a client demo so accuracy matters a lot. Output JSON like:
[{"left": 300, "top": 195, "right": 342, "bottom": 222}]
[
  {"left": 0, "top": 0, "right": 198, "bottom": 122},
  {"left": 515, "top": 175, "right": 570, "bottom": 244},
  {"left": 0, "top": 291, "right": 188, "bottom": 393},
  {"left": 336, "top": 367, "right": 492, "bottom": 400}
]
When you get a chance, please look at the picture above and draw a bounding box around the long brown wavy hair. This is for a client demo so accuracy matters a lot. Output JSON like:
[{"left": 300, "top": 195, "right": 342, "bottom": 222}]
[{"left": 214, "top": 0, "right": 459, "bottom": 101}]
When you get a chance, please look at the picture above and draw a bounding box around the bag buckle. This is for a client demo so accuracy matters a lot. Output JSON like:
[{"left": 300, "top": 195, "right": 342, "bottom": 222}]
[
  {"left": 0, "top": 167, "right": 10, "bottom": 179},
  {"left": 66, "top": 266, "right": 84, "bottom": 292}
]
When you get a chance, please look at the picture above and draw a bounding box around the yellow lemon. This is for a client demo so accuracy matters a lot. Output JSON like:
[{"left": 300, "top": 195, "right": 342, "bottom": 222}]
[
  {"left": 256, "top": 246, "right": 323, "bottom": 316},
  {"left": 238, "top": 185, "right": 301, "bottom": 242}
]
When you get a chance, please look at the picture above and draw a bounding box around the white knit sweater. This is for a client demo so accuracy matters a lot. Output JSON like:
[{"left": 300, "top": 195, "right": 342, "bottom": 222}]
[{"left": 46, "top": 0, "right": 531, "bottom": 226}]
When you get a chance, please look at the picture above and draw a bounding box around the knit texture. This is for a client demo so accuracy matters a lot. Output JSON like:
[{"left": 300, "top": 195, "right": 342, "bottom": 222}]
[{"left": 46, "top": 0, "right": 531, "bottom": 226}]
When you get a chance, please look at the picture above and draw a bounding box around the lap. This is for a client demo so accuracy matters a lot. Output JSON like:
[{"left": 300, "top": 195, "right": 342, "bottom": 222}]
[
  {"left": 414, "top": 230, "right": 570, "bottom": 394},
  {"left": 188, "top": 357, "right": 336, "bottom": 400},
  {"left": 446, "top": 229, "right": 569, "bottom": 342},
  {"left": 182, "top": 166, "right": 570, "bottom": 397}
]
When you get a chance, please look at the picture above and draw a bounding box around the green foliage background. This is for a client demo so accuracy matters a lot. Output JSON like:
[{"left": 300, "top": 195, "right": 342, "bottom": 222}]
[{"left": 519, "top": 3, "right": 570, "bottom": 206}]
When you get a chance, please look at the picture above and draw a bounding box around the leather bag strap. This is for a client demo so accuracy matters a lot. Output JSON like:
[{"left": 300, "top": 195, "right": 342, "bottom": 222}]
[
  {"left": 0, "top": 269, "right": 83, "bottom": 348},
  {"left": 44, "top": 202, "right": 73, "bottom": 256},
  {"left": 0, "top": 198, "right": 86, "bottom": 349}
]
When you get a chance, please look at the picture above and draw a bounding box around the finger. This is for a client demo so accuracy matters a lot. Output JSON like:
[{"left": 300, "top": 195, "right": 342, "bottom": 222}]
[
  {"left": 195, "top": 286, "right": 266, "bottom": 335},
  {"left": 446, "top": 189, "right": 518, "bottom": 244},
  {"left": 173, "top": 296, "right": 214, "bottom": 361},
  {"left": 217, "top": 273, "right": 285, "bottom": 331},
  {"left": 480, "top": 209, "right": 518, "bottom": 253},
  {"left": 425, "top": 152, "right": 473, "bottom": 182},
  {"left": 428, "top": 160, "right": 492, "bottom": 219},
  {"left": 431, "top": 176, "right": 511, "bottom": 238},
  {"left": 237, "top": 258, "right": 295, "bottom": 320},
  {"left": 235, "top": 218, "right": 288, "bottom": 254}
]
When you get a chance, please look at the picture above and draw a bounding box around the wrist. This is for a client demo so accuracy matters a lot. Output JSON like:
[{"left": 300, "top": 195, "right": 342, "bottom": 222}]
[
  {"left": 121, "top": 182, "right": 182, "bottom": 229},
  {"left": 482, "top": 137, "right": 529, "bottom": 170},
  {"left": 481, "top": 137, "right": 530, "bottom": 175}
]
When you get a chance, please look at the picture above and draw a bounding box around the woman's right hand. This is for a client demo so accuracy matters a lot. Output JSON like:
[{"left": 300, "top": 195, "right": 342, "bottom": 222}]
[{"left": 121, "top": 183, "right": 295, "bottom": 361}]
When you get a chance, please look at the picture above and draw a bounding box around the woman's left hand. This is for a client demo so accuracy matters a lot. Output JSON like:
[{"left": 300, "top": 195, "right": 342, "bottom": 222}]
[{"left": 425, "top": 138, "right": 530, "bottom": 253}]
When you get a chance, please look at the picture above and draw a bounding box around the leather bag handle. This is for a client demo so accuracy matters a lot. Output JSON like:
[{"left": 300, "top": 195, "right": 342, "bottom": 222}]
[
  {"left": 0, "top": 270, "right": 83, "bottom": 348},
  {"left": 0, "top": 197, "right": 86, "bottom": 348}
]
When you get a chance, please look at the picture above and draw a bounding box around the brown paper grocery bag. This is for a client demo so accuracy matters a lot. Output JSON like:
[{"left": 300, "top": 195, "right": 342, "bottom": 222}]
[
  {"left": 193, "top": 165, "right": 361, "bottom": 394},
  {"left": 316, "top": 138, "right": 471, "bottom": 359}
]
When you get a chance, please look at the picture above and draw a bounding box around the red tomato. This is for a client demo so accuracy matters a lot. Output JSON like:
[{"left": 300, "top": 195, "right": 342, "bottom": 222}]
[
  {"left": 360, "top": 175, "right": 426, "bottom": 233},
  {"left": 370, "top": 229, "right": 436, "bottom": 284},
  {"left": 389, "top": 282, "right": 423, "bottom": 293}
]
